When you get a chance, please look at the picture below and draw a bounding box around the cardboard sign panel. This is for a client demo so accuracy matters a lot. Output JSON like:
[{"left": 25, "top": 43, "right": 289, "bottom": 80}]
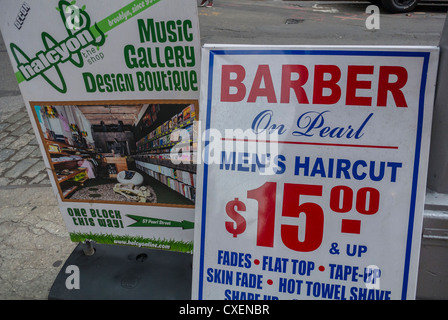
[
  {"left": 192, "top": 45, "right": 439, "bottom": 299},
  {"left": 0, "top": 0, "right": 200, "bottom": 253}
]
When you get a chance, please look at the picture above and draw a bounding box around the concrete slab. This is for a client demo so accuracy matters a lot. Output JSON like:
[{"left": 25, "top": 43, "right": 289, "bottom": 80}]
[{"left": 0, "top": 186, "right": 75, "bottom": 299}]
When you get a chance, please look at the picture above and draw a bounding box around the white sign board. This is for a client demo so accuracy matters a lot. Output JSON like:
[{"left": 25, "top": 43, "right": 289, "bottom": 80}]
[
  {"left": 192, "top": 45, "right": 438, "bottom": 299},
  {"left": 0, "top": 0, "right": 200, "bottom": 253}
]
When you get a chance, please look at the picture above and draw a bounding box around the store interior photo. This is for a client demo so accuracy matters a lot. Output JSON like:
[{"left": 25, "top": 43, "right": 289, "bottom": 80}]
[{"left": 32, "top": 102, "right": 197, "bottom": 206}]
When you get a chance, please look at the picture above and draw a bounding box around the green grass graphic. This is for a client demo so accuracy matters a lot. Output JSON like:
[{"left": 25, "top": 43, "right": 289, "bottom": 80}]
[{"left": 70, "top": 232, "right": 193, "bottom": 253}]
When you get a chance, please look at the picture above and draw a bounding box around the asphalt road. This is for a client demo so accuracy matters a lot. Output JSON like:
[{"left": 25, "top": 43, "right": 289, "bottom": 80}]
[{"left": 197, "top": 0, "right": 447, "bottom": 46}]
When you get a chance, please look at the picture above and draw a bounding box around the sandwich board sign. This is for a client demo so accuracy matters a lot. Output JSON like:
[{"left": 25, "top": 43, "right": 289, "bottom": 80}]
[
  {"left": 192, "top": 45, "right": 438, "bottom": 299},
  {"left": 0, "top": 0, "right": 200, "bottom": 253}
]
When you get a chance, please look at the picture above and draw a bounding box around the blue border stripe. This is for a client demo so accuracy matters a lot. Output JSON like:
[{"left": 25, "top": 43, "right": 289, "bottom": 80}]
[
  {"left": 211, "top": 49, "right": 428, "bottom": 58},
  {"left": 198, "top": 49, "right": 430, "bottom": 300},
  {"left": 401, "top": 52, "right": 430, "bottom": 299},
  {"left": 198, "top": 50, "right": 215, "bottom": 300}
]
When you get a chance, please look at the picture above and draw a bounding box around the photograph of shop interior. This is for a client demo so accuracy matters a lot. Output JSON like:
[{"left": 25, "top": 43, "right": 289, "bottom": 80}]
[{"left": 33, "top": 102, "right": 196, "bottom": 206}]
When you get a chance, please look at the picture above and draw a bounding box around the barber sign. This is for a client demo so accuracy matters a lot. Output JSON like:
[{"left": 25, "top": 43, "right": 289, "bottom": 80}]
[{"left": 192, "top": 45, "right": 439, "bottom": 300}]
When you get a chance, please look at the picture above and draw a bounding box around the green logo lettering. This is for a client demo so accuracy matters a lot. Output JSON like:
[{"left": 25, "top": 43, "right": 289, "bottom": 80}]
[{"left": 10, "top": 0, "right": 106, "bottom": 93}]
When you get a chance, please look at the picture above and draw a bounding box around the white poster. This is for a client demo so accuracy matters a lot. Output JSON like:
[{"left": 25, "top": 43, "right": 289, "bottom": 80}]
[
  {"left": 192, "top": 45, "right": 438, "bottom": 299},
  {"left": 0, "top": 0, "right": 201, "bottom": 253}
]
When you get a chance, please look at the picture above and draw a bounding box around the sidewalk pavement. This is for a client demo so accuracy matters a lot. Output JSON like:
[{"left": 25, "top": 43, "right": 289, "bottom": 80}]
[
  {"left": 0, "top": 96, "right": 49, "bottom": 187},
  {"left": 0, "top": 186, "right": 75, "bottom": 299},
  {"left": 0, "top": 96, "right": 76, "bottom": 299}
]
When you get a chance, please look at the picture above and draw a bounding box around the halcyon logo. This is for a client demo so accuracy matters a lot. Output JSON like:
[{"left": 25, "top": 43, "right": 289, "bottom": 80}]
[{"left": 10, "top": 0, "right": 106, "bottom": 93}]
